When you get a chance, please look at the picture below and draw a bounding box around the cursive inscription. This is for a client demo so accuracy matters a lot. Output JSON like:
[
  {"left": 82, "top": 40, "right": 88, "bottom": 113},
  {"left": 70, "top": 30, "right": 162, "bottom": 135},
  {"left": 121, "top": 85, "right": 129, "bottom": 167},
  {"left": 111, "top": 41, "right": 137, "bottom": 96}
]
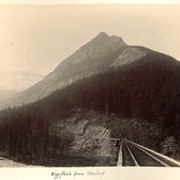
[{"left": 51, "top": 170, "right": 106, "bottom": 179}]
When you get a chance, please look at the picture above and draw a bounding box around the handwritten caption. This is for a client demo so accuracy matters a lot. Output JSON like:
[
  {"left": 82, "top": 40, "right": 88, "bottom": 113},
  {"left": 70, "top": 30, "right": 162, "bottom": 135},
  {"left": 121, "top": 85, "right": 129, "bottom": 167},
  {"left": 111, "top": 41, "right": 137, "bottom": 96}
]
[{"left": 51, "top": 170, "right": 106, "bottom": 179}]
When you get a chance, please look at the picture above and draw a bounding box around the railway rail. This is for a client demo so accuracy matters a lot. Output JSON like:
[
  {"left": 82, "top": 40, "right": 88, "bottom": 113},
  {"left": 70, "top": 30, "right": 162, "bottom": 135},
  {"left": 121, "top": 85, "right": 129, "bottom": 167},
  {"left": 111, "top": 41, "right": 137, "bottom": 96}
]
[{"left": 117, "top": 139, "right": 180, "bottom": 167}]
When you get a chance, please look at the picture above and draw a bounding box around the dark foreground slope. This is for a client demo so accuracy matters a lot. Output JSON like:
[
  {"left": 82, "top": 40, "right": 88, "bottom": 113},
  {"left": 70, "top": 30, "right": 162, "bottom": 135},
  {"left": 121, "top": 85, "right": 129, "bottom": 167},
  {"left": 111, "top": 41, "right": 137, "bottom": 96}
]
[{"left": 0, "top": 50, "right": 180, "bottom": 166}]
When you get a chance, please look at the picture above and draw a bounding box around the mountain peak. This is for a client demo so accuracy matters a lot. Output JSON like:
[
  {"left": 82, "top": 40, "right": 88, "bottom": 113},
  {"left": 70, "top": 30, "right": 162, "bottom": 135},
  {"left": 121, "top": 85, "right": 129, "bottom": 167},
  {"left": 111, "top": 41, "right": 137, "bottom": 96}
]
[
  {"left": 93, "top": 32, "right": 126, "bottom": 45},
  {"left": 95, "top": 32, "right": 109, "bottom": 39},
  {"left": 54, "top": 32, "right": 128, "bottom": 68},
  {"left": 76, "top": 32, "right": 127, "bottom": 58}
]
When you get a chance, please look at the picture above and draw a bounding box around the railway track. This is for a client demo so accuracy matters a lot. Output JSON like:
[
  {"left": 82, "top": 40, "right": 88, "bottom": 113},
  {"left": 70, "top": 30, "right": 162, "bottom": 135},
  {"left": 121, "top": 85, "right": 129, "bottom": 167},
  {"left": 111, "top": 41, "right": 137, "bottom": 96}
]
[{"left": 117, "top": 140, "right": 180, "bottom": 167}]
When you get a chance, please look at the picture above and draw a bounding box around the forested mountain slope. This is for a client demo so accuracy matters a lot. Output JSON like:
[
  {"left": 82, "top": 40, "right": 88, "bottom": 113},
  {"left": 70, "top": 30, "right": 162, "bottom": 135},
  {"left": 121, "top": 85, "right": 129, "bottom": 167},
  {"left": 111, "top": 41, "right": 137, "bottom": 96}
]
[{"left": 0, "top": 49, "right": 180, "bottom": 165}]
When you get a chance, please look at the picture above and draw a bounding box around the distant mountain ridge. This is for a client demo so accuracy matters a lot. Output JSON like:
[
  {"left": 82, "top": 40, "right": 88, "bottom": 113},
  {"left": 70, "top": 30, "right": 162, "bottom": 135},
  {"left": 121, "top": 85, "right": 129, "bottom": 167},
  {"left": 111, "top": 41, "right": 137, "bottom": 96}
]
[
  {"left": 0, "top": 70, "right": 44, "bottom": 91},
  {"left": 0, "top": 32, "right": 170, "bottom": 108},
  {"left": 0, "top": 71, "right": 44, "bottom": 101}
]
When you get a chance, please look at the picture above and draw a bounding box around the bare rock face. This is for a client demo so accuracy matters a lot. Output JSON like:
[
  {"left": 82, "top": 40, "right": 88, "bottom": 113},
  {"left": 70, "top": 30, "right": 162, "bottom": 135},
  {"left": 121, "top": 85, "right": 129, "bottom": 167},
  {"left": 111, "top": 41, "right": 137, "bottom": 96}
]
[
  {"left": 49, "top": 109, "right": 118, "bottom": 166},
  {"left": 111, "top": 47, "right": 147, "bottom": 67},
  {"left": 0, "top": 32, "right": 150, "bottom": 108}
]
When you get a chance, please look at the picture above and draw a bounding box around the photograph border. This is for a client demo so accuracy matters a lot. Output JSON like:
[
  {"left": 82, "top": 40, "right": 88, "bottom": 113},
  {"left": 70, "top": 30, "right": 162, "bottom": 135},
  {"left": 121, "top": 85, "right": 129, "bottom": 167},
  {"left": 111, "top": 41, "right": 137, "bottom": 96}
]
[{"left": 0, "top": 1, "right": 180, "bottom": 180}]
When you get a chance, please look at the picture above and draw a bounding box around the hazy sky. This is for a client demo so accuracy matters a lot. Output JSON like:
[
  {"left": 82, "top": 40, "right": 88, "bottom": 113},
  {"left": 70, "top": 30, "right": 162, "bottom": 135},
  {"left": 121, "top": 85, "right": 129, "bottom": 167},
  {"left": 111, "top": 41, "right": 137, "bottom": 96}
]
[{"left": 0, "top": 4, "right": 180, "bottom": 75}]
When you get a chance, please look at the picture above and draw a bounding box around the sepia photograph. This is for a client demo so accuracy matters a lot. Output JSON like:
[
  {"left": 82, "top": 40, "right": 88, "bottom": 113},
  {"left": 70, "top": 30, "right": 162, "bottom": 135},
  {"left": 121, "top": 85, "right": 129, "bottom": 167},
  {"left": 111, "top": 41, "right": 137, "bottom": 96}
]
[{"left": 0, "top": 2, "right": 180, "bottom": 176}]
